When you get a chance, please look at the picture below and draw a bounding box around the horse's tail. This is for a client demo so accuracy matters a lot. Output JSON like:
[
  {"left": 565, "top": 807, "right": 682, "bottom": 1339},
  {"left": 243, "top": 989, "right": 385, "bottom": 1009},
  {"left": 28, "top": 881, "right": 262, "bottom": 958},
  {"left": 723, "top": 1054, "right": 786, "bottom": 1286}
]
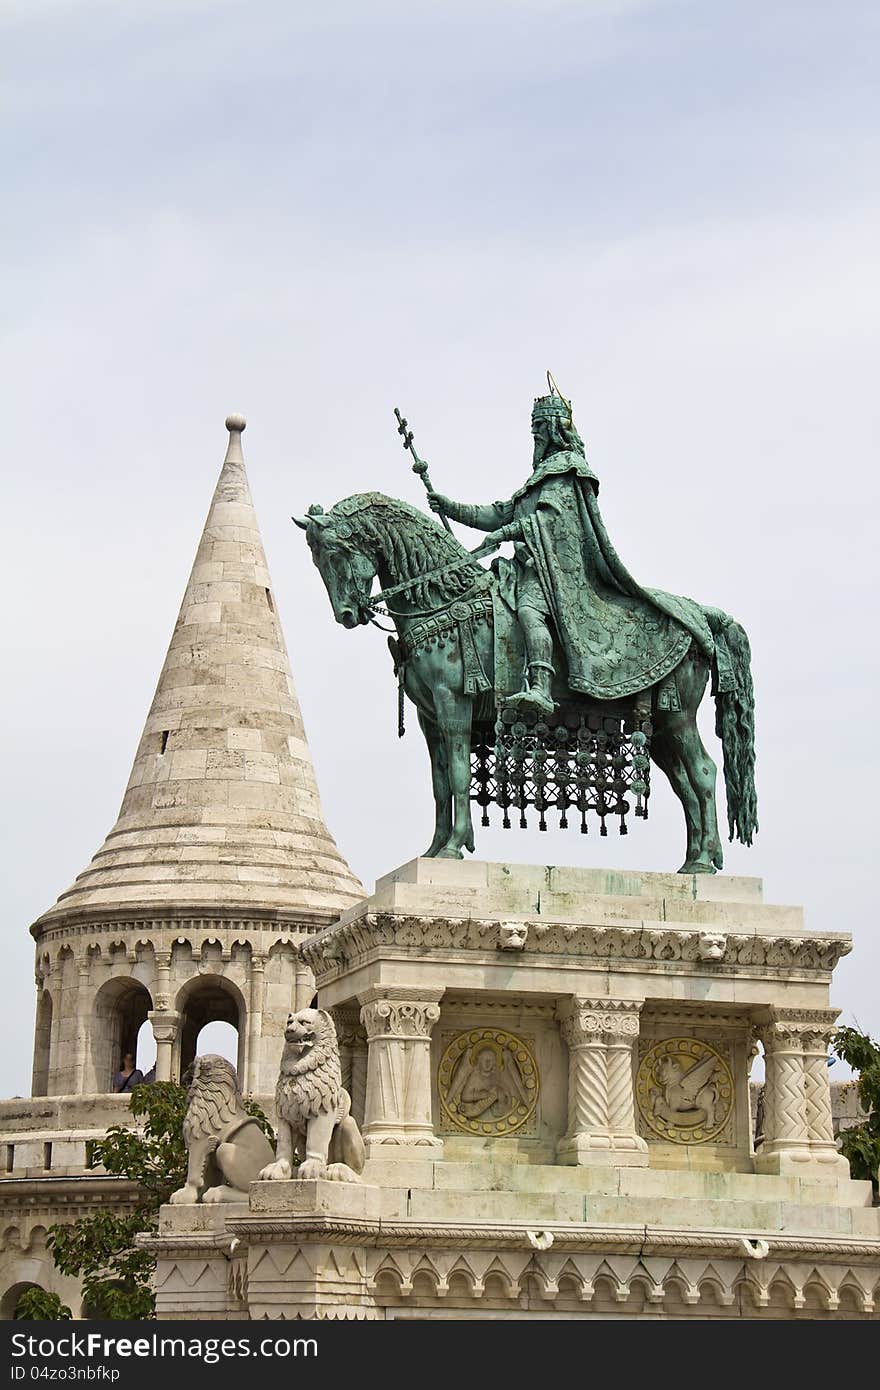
[{"left": 703, "top": 607, "right": 758, "bottom": 846}]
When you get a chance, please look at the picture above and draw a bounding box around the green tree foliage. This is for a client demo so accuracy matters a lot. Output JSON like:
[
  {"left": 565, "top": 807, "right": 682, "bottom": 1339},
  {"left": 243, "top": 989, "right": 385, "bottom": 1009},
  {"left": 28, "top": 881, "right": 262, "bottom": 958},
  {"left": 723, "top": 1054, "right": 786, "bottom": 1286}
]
[
  {"left": 14, "top": 1287, "right": 73, "bottom": 1320},
  {"left": 45, "top": 1079, "right": 274, "bottom": 1318},
  {"left": 46, "top": 1078, "right": 273, "bottom": 1318},
  {"left": 832, "top": 1025, "right": 880, "bottom": 1193},
  {"left": 47, "top": 1081, "right": 188, "bottom": 1319}
]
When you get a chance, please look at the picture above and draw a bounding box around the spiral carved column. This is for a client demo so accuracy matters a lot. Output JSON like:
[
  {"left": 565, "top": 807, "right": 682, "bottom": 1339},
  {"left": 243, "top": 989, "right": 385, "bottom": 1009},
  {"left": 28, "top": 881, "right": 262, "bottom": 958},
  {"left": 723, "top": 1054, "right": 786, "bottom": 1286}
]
[
  {"left": 359, "top": 987, "right": 444, "bottom": 1157},
  {"left": 556, "top": 997, "right": 648, "bottom": 1167},
  {"left": 756, "top": 1009, "right": 848, "bottom": 1175}
]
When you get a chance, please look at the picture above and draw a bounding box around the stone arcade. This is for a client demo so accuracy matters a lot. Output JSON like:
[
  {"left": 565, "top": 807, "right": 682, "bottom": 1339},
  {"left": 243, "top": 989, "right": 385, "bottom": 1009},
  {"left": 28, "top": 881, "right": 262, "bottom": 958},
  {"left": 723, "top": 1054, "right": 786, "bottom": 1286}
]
[{"left": 2, "top": 416, "right": 878, "bottom": 1321}]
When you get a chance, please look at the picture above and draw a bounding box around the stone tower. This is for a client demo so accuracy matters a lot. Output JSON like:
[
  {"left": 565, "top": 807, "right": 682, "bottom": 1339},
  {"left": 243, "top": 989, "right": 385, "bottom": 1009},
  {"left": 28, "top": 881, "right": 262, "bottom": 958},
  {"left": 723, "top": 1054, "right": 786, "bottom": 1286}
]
[{"left": 29, "top": 413, "right": 363, "bottom": 1101}]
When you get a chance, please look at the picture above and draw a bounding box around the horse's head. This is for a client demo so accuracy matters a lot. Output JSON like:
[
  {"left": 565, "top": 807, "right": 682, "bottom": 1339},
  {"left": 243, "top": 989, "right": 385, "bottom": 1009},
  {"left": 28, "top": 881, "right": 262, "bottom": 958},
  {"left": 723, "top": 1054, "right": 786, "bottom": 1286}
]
[{"left": 294, "top": 504, "right": 376, "bottom": 628}]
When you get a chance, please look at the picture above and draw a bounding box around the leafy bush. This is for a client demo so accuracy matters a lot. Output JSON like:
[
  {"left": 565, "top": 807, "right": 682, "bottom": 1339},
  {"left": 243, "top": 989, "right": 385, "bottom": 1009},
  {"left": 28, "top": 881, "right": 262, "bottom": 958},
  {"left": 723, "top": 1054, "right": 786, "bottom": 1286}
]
[
  {"left": 14, "top": 1287, "right": 72, "bottom": 1320},
  {"left": 46, "top": 1078, "right": 273, "bottom": 1318},
  {"left": 832, "top": 1025, "right": 880, "bottom": 1194}
]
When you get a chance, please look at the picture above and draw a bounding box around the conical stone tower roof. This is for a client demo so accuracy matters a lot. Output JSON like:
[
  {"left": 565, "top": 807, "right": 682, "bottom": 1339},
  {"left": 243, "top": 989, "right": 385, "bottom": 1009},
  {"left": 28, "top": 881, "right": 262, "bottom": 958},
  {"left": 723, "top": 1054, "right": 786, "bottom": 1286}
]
[{"left": 35, "top": 415, "right": 363, "bottom": 929}]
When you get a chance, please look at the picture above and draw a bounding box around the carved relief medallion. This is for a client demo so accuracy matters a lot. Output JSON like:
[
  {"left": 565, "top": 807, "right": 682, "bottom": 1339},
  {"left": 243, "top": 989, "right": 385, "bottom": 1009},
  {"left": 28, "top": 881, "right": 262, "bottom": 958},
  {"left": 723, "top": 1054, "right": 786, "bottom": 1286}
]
[
  {"left": 636, "top": 1037, "right": 734, "bottom": 1144},
  {"left": 438, "top": 1029, "right": 539, "bottom": 1136}
]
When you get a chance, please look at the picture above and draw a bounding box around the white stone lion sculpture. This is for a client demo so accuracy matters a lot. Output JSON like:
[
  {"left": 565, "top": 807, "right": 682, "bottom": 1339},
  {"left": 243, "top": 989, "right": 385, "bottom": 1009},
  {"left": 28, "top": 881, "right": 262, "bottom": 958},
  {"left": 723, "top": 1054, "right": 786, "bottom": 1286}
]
[
  {"left": 258, "top": 1008, "right": 365, "bottom": 1184},
  {"left": 169, "top": 1054, "right": 275, "bottom": 1204}
]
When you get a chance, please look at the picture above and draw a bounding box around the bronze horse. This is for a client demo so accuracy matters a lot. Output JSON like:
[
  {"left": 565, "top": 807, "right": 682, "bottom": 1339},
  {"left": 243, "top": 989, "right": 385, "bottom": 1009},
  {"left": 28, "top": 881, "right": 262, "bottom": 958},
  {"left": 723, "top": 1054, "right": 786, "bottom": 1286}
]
[{"left": 297, "top": 493, "right": 757, "bottom": 872}]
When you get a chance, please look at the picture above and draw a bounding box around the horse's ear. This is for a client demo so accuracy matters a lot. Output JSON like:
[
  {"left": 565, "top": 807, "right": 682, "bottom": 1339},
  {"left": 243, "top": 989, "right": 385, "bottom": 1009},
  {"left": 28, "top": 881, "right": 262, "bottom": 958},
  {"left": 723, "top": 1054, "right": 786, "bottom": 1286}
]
[{"left": 292, "top": 515, "right": 310, "bottom": 530}]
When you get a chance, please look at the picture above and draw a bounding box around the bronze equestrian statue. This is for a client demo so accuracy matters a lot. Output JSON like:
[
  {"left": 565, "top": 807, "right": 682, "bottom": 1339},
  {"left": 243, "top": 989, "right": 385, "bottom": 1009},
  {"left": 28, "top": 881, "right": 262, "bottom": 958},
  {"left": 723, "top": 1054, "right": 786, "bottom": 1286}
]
[{"left": 295, "top": 381, "right": 757, "bottom": 873}]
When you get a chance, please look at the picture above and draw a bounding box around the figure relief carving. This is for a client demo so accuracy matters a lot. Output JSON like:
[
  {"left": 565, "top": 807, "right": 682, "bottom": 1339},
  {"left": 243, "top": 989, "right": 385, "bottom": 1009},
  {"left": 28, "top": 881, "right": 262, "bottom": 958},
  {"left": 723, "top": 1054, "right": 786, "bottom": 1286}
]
[
  {"left": 636, "top": 1038, "right": 734, "bottom": 1145},
  {"left": 438, "top": 1028, "right": 538, "bottom": 1136},
  {"left": 169, "top": 1055, "right": 275, "bottom": 1204},
  {"left": 258, "top": 1008, "right": 366, "bottom": 1184}
]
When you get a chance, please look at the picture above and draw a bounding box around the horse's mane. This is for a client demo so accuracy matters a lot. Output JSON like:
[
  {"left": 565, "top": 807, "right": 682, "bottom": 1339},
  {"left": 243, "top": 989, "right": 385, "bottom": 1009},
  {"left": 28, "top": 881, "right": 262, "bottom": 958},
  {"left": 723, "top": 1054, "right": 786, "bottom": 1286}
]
[{"left": 327, "top": 492, "right": 484, "bottom": 608}]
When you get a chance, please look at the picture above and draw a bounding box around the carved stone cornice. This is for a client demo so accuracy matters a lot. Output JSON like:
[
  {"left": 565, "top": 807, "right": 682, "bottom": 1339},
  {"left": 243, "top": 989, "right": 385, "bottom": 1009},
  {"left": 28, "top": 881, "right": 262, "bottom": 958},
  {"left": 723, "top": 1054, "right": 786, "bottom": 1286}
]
[
  {"left": 302, "top": 912, "right": 851, "bottom": 980},
  {"left": 443, "top": 998, "right": 557, "bottom": 1019},
  {"left": 211, "top": 1213, "right": 880, "bottom": 1264},
  {"left": 33, "top": 911, "right": 327, "bottom": 949}
]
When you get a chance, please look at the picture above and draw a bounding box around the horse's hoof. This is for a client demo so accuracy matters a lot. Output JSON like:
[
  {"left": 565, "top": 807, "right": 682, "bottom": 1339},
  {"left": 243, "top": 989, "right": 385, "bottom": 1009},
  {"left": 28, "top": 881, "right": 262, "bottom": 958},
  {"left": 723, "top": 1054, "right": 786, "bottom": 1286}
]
[
  {"left": 436, "top": 846, "right": 464, "bottom": 860},
  {"left": 678, "top": 860, "right": 717, "bottom": 875}
]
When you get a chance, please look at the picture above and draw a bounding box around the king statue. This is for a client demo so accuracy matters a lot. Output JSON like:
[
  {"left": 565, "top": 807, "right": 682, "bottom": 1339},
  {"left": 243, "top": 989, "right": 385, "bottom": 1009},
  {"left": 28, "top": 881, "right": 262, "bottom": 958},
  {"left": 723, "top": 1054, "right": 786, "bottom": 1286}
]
[
  {"left": 297, "top": 374, "right": 757, "bottom": 872},
  {"left": 428, "top": 381, "right": 707, "bottom": 718}
]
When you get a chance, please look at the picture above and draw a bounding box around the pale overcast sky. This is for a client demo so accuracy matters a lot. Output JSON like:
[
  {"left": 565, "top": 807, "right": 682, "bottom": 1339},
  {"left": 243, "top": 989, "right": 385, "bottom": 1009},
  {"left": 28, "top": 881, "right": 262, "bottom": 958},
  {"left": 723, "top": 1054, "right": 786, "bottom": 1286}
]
[{"left": 2, "top": 1, "right": 878, "bottom": 1096}]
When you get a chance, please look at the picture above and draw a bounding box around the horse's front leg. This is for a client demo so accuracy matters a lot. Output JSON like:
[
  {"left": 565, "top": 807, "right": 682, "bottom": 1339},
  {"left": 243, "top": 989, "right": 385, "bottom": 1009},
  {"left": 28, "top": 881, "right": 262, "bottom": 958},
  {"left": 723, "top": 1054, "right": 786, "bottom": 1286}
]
[
  {"left": 417, "top": 711, "right": 452, "bottom": 858},
  {"left": 434, "top": 689, "right": 474, "bottom": 860}
]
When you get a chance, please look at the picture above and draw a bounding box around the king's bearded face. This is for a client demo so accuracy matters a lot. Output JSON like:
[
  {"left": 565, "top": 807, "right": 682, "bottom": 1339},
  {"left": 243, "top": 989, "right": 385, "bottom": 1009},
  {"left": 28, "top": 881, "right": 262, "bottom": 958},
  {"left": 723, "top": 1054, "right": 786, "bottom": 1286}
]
[{"left": 531, "top": 419, "right": 549, "bottom": 467}]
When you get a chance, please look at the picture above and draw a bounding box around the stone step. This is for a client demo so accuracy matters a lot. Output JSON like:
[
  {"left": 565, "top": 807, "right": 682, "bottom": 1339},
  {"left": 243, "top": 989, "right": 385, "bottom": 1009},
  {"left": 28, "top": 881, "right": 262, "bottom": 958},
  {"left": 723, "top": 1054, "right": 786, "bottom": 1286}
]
[
  {"left": 363, "top": 1158, "right": 875, "bottom": 1210},
  {"left": 398, "top": 1183, "right": 880, "bottom": 1237}
]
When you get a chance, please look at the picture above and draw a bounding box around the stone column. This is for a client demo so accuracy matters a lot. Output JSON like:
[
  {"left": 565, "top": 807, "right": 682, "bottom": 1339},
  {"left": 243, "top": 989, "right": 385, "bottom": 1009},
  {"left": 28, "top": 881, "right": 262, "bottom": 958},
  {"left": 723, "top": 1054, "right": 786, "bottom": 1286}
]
[
  {"left": 756, "top": 1009, "right": 848, "bottom": 1175},
  {"left": 556, "top": 997, "right": 648, "bottom": 1167},
  {"left": 331, "top": 1006, "right": 368, "bottom": 1129},
  {"left": 73, "top": 958, "right": 92, "bottom": 1093},
  {"left": 246, "top": 953, "right": 266, "bottom": 1093},
  {"left": 359, "top": 987, "right": 443, "bottom": 1156},
  {"left": 148, "top": 1011, "right": 182, "bottom": 1084},
  {"left": 154, "top": 949, "right": 172, "bottom": 1010},
  {"left": 294, "top": 957, "right": 314, "bottom": 1011}
]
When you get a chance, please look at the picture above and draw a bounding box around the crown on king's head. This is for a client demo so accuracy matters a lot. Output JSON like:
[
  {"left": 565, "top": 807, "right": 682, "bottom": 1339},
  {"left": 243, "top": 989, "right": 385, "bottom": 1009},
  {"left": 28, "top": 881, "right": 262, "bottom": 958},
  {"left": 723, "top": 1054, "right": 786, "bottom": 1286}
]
[{"left": 532, "top": 370, "right": 574, "bottom": 426}]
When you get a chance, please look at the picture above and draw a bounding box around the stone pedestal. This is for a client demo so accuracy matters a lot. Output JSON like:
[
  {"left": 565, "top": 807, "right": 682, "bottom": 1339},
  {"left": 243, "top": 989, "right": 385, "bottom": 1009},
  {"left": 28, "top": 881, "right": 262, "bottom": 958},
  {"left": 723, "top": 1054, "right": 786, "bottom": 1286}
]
[
  {"left": 556, "top": 998, "right": 648, "bottom": 1166},
  {"left": 302, "top": 859, "right": 852, "bottom": 1178},
  {"left": 143, "top": 861, "right": 880, "bottom": 1321}
]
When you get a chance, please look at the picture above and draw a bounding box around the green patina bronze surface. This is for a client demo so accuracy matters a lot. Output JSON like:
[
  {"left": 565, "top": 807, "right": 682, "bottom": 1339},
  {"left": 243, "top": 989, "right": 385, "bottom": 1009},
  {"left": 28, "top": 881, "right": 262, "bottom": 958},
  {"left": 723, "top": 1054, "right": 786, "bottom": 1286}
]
[{"left": 294, "top": 380, "right": 757, "bottom": 874}]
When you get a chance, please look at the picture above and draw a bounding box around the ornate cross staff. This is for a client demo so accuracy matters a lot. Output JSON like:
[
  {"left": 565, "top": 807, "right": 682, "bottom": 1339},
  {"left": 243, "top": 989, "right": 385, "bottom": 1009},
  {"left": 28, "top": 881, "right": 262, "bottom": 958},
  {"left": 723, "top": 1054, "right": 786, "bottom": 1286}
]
[{"left": 394, "top": 406, "right": 453, "bottom": 533}]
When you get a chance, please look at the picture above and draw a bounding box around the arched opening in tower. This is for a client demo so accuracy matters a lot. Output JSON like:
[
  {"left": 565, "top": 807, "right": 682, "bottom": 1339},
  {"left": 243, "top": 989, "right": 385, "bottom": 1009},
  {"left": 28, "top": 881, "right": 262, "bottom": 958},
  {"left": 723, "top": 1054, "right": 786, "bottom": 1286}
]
[
  {"left": 135, "top": 1016, "right": 157, "bottom": 1079},
  {"left": 195, "top": 1019, "right": 239, "bottom": 1069},
  {"left": 91, "top": 978, "right": 154, "bottom": 1093},
  {"left": 176, "top": 976, "right": 246, "bottom": 1085},
  {"left": 31, "top": 991, "right": 53, "bottom": 1097},
  {"left": 1, "top": 1280, "right": 47, "bottom": 1320}
]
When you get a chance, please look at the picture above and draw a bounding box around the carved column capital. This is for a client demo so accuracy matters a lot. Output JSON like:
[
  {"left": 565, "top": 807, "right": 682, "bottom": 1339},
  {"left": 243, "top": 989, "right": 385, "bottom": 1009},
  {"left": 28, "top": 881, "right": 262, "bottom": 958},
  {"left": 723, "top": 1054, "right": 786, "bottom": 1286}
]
[
  {"left": 148, "top": 1010, "right": 182, "bottom": 1046},
  {"left": 359, "top": 987, "right": 443, "bottom": 1041},
  {"left": 558, "top": 997, "right": 643, "bottom": 1046},
  {"left": 758, "top": 1007, "right": 839, "bottom": 1054}
]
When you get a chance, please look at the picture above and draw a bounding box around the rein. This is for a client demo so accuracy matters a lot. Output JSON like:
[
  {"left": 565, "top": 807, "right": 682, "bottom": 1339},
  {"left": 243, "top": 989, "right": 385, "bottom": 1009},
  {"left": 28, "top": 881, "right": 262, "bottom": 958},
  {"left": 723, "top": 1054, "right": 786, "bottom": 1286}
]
[{"left": 368, "top": 549, "right": 490, "bottom": 610}]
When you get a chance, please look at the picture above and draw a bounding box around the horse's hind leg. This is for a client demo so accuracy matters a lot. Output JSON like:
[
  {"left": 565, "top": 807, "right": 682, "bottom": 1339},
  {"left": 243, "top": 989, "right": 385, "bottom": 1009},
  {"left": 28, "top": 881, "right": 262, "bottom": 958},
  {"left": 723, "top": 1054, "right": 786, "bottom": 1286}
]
[
  {"left": 675, "top": 654, "right": 723, "bottom": 872},
  {"left": 418, "top": 712, "right": 452, "bottom": 858},
  {"left": 677, "top": 716, "right": 723, "bottom": 872},
  {"left": 651, "top": 714, "right": 702, "bottom": 871}
]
